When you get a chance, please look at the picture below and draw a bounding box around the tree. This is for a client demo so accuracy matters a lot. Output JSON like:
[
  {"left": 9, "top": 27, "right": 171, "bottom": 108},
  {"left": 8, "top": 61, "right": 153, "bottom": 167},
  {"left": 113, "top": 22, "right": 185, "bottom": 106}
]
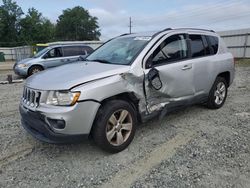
[
  {"left": 0, "top": 0, "right": 23, "bottom": 46},
  {"left": 56, "top": 6, "right": 101, "bottom": 41},
  {"left": 19, "top": 8, "right": 55, "bottom": 44}
]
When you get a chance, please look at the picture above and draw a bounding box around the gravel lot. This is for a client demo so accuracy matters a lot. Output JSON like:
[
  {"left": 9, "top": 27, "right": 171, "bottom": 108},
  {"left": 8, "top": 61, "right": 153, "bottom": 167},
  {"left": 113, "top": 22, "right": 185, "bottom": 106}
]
[{"left": 0, "top": 63, "right": 249, "bottom": 188}]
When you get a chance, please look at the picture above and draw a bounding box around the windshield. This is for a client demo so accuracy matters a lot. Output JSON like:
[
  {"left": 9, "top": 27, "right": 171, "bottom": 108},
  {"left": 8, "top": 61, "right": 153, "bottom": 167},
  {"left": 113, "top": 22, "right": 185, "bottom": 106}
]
[
  {"left": 33, "top": 47, "right": 50, "bottom": 58},
  {"left": 86, "top": 36, "right": 151, "bottom": 65}
]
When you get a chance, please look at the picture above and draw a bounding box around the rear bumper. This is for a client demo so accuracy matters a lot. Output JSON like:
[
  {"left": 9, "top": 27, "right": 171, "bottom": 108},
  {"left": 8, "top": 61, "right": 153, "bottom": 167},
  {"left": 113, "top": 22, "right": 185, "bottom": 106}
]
[{"left": 20, "top": 105, "right": 88, "bottom": 143}]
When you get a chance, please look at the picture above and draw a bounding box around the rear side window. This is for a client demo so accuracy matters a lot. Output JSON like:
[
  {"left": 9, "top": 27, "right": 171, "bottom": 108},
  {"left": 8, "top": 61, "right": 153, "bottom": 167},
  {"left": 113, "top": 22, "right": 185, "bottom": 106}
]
[
  {"left": 189, "top": 35, "right": 206, "bottom": 58},
  {"left": 207, "top": 36, "right": 219, "bottom": 55},
  {"left": 202, "top": 35, "right": 211, "bottom": 55},
  {"left": 63, "top": 46, "right": 86, "bottom": 57}
]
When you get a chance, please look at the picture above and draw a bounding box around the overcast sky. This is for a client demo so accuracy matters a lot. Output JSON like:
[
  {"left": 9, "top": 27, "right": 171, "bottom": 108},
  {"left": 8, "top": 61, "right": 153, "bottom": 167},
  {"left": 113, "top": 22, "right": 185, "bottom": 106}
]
[{"left": 6, "top": 0, "right": 250, "bottom": 40}]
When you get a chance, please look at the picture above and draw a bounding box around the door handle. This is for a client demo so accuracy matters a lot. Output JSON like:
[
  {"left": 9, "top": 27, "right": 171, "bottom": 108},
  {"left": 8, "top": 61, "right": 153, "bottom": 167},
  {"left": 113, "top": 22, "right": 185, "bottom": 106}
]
[{"left": 182, "top": 64, "right": 192, "bottom": 70}]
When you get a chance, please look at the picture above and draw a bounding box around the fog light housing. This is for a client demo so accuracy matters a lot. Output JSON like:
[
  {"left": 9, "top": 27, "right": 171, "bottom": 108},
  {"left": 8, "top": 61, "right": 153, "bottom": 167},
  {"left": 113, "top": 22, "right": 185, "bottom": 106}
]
[{"left": 47, "top": 118, "right": 66, "bottom": 129}]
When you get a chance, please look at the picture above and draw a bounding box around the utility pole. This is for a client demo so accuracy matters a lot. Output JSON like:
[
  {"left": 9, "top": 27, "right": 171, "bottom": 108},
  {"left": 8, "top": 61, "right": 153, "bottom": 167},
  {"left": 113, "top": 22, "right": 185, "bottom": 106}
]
[{"left": 129, "top": 17, "right": 132, "bottom": 34}]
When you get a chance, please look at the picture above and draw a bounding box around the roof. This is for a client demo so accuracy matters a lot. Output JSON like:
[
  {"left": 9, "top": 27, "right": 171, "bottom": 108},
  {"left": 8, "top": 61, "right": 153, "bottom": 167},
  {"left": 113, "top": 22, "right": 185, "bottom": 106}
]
[{"left": 119, "top": 28, "right": 216, "bottom": 38}]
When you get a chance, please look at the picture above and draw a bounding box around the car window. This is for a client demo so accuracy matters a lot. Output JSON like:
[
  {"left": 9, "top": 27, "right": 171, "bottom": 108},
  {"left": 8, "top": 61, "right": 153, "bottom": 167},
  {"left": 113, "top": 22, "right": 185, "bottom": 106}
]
[
  {"left": 63, "top": 46, "right": 86, "bottom": 57},
  {"left": 33, "top": 47, "right": 50, "bottom": 58},
  {"left": 189, "top": 35, "right": 206, "bottom": 58},
  {"left": 202, "top": 35, "right": 211, "bottom": 55},
  {"left": 45, "top": 47, "right": 63, "bottom": 59},
  {"left": 207, "top": 36, "right": 219, "bottom": 55},
  {"left": 87, "top": 36, "right": 151, "bottom": 65},
  {"left": 150, "top": 34, "right": 188, "bottom": 66}
]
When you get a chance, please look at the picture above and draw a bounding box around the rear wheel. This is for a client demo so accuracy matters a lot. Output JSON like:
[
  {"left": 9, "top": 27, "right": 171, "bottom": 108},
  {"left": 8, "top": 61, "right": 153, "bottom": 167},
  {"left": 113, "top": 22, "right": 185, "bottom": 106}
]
[
  {"left": 92, "top": 100, "right": 137, "bottom": 153},
  {"left": 206, "top": 77, "right": 228, "bottom": 109},
  {"left": 28, "top": 66, "right": 43, "bottom": 76}
]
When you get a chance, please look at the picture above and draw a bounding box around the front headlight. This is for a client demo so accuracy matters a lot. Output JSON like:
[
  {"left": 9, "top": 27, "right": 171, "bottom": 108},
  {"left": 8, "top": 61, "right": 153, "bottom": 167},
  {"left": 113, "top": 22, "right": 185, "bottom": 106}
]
[
  {"left": 17, "top": 64, "right": 28, "bottom": 68},
  {"left": 46, "top": 91, "right": 81, "bottom": 106}
]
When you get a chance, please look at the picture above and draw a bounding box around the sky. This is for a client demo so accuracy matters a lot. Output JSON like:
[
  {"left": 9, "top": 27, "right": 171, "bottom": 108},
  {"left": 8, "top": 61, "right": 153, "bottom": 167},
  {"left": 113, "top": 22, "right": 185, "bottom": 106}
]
[{"left": 5, "top": 0, "right": 250, "bottom": 40}]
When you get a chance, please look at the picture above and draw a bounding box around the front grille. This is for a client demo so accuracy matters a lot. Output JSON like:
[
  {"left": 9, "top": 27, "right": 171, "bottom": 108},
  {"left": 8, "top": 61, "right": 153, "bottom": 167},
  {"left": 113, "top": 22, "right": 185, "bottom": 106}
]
[{"left": 22, "top": 87, "right": 41, "bottom": 108}]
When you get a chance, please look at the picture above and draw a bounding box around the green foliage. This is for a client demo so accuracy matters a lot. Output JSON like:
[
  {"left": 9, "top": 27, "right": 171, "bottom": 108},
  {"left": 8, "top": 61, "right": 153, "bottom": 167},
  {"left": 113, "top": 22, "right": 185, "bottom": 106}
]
[
  {"left": 0, "top": 0, "right": 23, "bottom": 46},
  {"left": 19, "top": 8, "right": 55, "bottom": 45},
  {"left": 0, "top": 1, "right": 101, "bottom": 47},
  {"left": 56, "top": 6, "right": 101, "bottom": 41}
]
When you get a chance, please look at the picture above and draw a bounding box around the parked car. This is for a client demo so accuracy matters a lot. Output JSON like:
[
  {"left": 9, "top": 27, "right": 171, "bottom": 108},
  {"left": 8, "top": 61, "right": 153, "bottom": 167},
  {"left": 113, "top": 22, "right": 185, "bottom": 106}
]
[
  {"left": 14, "top": 44, "right": 94, "bottom": 77},
  {"left": 20, "top": 28, "right": 234, "bottom": 153}
]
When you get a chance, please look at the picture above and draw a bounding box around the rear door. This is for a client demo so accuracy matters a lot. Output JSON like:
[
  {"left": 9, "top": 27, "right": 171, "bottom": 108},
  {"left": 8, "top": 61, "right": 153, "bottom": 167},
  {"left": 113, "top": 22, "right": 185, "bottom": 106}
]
[
  {"left": 143, "top": 33, "right": 195, "bottom": 111},
  {"left": 188, "top": 34, "right": 212, "bottom": 94}
]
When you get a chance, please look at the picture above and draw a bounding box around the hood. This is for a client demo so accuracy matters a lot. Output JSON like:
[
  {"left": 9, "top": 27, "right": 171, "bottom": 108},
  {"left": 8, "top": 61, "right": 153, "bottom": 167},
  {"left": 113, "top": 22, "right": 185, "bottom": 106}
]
[
  {"left": 25, "top": 61, "right": 130, "bottom": 90},
  {"left": 16, "top": 58, "right": 34, "bottom": 65}
]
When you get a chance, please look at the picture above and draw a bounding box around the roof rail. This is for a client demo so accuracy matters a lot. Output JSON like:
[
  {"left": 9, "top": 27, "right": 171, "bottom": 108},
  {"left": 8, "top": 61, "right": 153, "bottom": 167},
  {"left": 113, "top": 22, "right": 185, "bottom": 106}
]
[
  {"left": 119, "top": 33, "right": 133, "bottom": 37},
  {"left": 161, "top": 28, "right": 172, "bottom": 32},
  {"left": 152, "top": 28, "right": 172, "bottom": 37},
  {"left": 175, "top": 28, "right": 215, "bottom": 33}
]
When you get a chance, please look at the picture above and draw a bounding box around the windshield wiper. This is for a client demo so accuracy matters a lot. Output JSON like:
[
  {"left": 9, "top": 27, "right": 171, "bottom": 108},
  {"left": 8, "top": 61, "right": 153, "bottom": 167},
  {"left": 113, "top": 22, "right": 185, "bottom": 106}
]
[{"left": 91, "top": 59, "right": 112, "bottom": 64}]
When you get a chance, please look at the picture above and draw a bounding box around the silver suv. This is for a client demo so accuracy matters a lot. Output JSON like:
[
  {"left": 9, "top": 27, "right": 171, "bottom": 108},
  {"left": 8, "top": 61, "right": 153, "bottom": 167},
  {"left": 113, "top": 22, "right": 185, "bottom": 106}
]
[
  {"left": 14, "top": 44, "right": 94, "bottom": 77},
  {"left": 20, "top": 28, "right": 235, "bottom": 153}
]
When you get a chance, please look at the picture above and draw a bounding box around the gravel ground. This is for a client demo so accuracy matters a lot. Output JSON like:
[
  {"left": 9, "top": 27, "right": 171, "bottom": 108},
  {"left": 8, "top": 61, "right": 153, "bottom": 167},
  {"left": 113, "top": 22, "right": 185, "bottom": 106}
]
[
  {"left": 0, "top": 70, "right": 22, "bottom": 82},
  {"left": 0, "top": 64, "right": 249, "bottom": 188}
]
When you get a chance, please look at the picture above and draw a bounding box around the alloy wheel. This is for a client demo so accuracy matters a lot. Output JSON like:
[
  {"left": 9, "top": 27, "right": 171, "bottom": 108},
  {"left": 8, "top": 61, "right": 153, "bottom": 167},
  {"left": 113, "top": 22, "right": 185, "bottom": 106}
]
[
  {"left": 214, "top": 82, "right": 226, "bottom": 105},
  {"left": 106, "top": 109, "right": 133, "bottom": 146}
]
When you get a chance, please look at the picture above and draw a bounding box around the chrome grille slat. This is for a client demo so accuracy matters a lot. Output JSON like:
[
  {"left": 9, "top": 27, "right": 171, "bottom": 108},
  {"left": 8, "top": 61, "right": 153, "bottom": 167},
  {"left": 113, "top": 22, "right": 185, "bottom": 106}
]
[{"left": 22, "top": 87, "right": 41, "bottom": 108}]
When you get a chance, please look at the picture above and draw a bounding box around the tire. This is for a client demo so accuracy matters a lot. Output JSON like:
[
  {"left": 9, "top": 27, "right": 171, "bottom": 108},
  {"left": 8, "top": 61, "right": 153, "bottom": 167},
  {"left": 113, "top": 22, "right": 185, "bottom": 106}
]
[
  {"left": 206, "top": 77, "right": 228, "bottom": 109},
  {"left": 28, "top": 66, "right": 43, "bottom": 76},
  {"left": 92, "top": 100, "right": 137, "bottom": 153}
]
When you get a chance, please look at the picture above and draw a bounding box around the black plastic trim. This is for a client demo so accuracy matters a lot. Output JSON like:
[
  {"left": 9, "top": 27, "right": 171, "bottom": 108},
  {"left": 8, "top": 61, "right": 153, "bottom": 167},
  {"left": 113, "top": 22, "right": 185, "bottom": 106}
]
[{"left": 77, "top": 99, "right": 101, "bottom": 104}]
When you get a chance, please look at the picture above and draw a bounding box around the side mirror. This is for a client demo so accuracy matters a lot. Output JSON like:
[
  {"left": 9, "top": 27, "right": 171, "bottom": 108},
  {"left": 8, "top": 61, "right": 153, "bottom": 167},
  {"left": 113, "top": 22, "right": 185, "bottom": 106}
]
[
  {"left": 43, "top": 54, "right": 48, "bottom": 59},
  {"left": 78, "top": 55, "right": 86, "bottom": 61},
  {"left": 148, "top": 68, "right": 162, "bottom": 90}
]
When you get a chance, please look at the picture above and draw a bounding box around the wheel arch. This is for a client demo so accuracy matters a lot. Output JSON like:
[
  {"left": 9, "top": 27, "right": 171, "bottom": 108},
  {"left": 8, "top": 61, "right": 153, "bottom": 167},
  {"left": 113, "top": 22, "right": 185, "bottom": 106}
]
[
  {"left": 100, "top": 92, "right": 140, "bottom": 114},
  {"left": 28, "top": 64, "right": 44, "bottom": 73},
  {"left": 217, "top": 71, "right": 230, "bottom": 87}
]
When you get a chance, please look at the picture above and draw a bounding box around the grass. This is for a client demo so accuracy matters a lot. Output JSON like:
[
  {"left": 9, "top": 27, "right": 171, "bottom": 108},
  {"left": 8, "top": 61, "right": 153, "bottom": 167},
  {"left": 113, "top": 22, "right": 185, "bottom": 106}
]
[{"left": 236, "top": 59, "right": 250, "bottom": 66}]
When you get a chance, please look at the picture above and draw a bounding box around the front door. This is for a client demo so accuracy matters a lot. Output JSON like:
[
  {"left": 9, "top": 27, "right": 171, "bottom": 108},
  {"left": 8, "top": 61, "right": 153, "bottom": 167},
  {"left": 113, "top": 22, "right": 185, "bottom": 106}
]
[
  {"left": 42, "top": 47, "right": 64, "bottom": 68},
  {"left": 143, "top": 33, "right": 195, "bottom": 112}
]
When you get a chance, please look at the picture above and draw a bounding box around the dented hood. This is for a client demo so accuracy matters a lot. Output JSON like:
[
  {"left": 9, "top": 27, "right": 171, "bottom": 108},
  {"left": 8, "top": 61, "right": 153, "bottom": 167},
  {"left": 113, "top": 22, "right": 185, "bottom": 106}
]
[{"left": 25, "top": 61, "right": 130, "bottom": 90}]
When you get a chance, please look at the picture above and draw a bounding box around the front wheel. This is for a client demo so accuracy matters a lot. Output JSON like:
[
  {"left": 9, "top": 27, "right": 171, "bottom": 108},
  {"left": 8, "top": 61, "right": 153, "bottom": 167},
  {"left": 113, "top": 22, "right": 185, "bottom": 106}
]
[
  {"left": 206, "top": 77, "right": 228, "bottom": 109},
  {"left": 28, "top": 65, "right": 43, "bottom": 76},
  {"left": 92, "top": 100, "right": 137, "bottom": 153}
]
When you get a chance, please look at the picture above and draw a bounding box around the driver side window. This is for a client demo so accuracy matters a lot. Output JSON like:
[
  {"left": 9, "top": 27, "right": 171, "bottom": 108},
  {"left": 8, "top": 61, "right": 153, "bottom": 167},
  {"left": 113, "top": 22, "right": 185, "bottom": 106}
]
[
  {"left": 45, "top": 47, "right": 62, "bottom": 59},
  {"left": 150, "top": 34, "right": 188, "bottom": 67}
]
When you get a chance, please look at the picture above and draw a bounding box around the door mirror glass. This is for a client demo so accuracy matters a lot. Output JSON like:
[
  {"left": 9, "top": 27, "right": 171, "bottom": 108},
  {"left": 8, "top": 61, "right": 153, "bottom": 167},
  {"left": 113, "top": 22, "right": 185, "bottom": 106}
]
[{"left": 148, "top": 68, "right": 162, "bottom": 90}]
